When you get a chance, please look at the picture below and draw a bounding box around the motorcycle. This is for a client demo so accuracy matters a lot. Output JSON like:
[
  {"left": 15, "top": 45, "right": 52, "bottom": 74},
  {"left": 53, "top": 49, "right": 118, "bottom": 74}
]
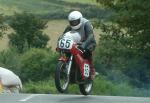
[{"left": 55, "top": 31, "right": 93, "bottom": 95}]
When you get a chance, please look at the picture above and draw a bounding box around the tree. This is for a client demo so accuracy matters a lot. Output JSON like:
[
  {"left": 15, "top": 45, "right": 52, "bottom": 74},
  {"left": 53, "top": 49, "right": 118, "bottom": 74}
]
[
  {"left": 96, "top": 0, "right": 150, "bottom": 55},
  {"left": 8, "top": 12, "right": 49, "bottom": 53},
  {"left": 95, "top": 0, "right": 150, "bottom": 87}
]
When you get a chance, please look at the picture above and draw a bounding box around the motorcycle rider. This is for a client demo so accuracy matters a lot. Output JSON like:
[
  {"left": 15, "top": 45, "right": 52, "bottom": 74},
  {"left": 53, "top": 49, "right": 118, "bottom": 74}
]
[{"left": 61, "top": 11, "right": 97, "bottom": 79}]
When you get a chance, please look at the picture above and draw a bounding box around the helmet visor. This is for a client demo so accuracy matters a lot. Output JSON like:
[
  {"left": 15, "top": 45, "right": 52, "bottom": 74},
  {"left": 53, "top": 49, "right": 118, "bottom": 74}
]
[{"left": 69, "top": 19, "right": 80, "bottom": 26}]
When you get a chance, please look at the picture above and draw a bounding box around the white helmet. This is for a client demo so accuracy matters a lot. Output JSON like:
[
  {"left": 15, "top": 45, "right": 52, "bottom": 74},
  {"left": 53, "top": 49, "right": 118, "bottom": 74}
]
[{"left": 68, "top": 11, "right": 83, "bottom": 30}]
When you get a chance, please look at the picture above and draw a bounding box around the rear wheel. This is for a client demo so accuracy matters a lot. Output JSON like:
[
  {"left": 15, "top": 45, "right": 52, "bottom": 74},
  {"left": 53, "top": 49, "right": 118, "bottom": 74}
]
[
  {"left": 55, "top": 61, "right": 69, "bottom": 93},
  {"left": 79, "top": 80, "right": 93, "bottom": 95}
]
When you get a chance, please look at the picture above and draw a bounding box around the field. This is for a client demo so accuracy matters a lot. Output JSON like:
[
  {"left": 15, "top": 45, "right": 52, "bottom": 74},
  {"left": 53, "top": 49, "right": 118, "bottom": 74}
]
[
  {"left": 0, "top": 0, "right": 100, "bottom": 17},
  {"left": 0, "top": 35, "right": 9, "bottom": 50},
  {"left": 0, "top": 0, "right": 69, "bottom": 15},
  {"left": 62, "top": 0, "right": 97, "bottom": 5}
]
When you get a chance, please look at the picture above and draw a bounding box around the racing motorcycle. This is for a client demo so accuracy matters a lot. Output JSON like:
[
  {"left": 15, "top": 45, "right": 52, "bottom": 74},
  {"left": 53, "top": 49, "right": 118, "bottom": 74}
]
[{"left": 55, "top": 31, "right": 93, "bottom": 95}]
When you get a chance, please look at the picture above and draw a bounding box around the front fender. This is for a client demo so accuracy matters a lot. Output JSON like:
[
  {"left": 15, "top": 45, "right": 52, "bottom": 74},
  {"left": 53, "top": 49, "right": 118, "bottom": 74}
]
[{"left": 58, "top": 56, "right": 68, "bottom": 62}]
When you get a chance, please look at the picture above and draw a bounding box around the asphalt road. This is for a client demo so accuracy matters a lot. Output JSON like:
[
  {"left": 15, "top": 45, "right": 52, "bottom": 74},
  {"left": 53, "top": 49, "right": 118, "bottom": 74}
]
[{"left": 0, "top": 94, "right": 150, "bottom": 103}]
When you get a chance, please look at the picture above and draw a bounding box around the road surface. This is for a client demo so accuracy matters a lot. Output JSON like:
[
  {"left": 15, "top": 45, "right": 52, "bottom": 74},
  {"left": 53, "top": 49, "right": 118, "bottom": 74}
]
[{"left": 0, "top": 94, "right": 150, "bottom": 103}]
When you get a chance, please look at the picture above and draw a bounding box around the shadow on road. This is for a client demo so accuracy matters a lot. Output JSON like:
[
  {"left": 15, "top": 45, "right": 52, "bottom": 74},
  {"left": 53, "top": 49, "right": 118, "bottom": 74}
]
[{"left": 58, "top": 95, "right": 94, "bottom": 103}]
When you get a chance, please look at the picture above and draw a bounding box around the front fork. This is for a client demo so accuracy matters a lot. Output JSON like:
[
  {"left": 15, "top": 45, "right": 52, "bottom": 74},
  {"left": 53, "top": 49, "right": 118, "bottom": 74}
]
[{"left": 66, "top": 55, "right": 73, "bottom": 77}]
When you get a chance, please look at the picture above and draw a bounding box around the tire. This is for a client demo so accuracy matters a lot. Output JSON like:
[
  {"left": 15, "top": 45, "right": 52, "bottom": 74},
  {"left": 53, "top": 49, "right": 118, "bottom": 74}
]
[
  {"left": 55, "top": 61, "right": 69, "bottom": 93},
  {"left": 79, "top": 80, "right": 93, "bottom": 95}
]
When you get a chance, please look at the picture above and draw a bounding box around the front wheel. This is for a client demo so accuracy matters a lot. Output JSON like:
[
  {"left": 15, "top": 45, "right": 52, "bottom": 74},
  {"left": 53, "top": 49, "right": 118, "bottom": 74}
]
[
  {"left": 79, "top": 80, "right": 93, "bottom": 95},
  {"left": 55, "top": 61, "right": 69, "bottom": 93}
]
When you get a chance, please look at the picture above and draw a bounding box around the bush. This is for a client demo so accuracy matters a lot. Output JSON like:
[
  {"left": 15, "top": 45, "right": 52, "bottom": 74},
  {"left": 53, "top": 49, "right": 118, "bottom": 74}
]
[
  {"left": 20, "top": 48, "right": 58, "bottom": 82},
  {"left": 22, "top": 79, "right": 57, "bottom": 94},
  {"left": 21, "top": 75, "right": 150, "bottom": 96},
  {"left": 0, "top": 48, "right": 21, "bottom": 75},
  {"left": 93, "top": 75, "right": 135, "bottom": 96}
]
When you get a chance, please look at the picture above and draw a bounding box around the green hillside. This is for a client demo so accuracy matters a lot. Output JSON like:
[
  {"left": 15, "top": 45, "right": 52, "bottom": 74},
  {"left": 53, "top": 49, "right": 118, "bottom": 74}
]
[
  {"left": 62, "top": 0, "right": 97, "bottom": 5},
  {"left": 0, "top": 0, "right": 70, "bottom": 15},
  {"left": 0, "top": 0, "right": 107, "bottom": 19}
]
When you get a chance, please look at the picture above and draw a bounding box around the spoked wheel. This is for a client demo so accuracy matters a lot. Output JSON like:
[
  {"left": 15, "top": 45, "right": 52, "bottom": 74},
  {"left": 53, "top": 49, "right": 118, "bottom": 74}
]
[
  {"left": 79, "top": 80, "right": 93, "bottom": 95},
  {"left": 55, "top": 61, "right": 69, "bottom": 93}
]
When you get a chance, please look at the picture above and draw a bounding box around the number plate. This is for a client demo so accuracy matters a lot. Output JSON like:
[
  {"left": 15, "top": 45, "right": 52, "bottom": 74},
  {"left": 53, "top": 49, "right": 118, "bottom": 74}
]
[
  {"left": 58, "top": 38, "right": 74, "bottom": 50},
  {"left": 84, "top": 63, "right": 90, "bottom": 78}
]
